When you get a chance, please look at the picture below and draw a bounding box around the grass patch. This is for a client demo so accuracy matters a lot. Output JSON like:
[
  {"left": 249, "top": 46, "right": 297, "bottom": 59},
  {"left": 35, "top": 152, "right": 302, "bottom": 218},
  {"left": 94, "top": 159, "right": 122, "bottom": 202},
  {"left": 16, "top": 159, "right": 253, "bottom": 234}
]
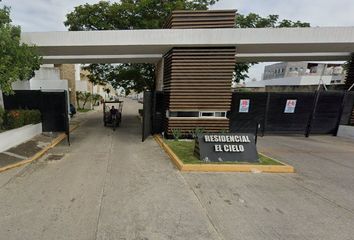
[
  {"left": 77, "top": 109, "right": 91, "bottom": 113},
  {"left": 164, "top": 139, "right": 282, "bottom": 165}
]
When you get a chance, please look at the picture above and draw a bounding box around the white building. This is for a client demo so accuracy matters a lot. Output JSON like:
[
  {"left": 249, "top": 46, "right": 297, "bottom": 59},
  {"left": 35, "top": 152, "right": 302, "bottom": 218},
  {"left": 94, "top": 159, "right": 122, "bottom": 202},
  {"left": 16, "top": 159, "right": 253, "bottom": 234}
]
[
  {"left": 11, "top": 64, "right": 74, "bottom": 112},
  {"left": 246, "top": 62, "right": 346, "bottom": 88},
  {"left": 12, "top": 64, "right": 69, "bottom": 92}
]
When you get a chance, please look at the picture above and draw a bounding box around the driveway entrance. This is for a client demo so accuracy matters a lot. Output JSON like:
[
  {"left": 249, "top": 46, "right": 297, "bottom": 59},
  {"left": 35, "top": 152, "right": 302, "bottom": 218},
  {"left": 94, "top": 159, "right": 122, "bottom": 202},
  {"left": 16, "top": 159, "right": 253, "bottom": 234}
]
[
  {"left": 0, "top": 98, "right": 220, "bottom": 240},
  {"left": 1, "top": 99, "right": 354, "bottom": 239}
]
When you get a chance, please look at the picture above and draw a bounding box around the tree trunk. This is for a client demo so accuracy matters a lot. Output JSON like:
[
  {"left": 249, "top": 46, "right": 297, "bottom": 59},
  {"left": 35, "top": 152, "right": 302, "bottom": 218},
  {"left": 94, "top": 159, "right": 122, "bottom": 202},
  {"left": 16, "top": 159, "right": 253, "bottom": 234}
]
[{"left": 0, "top": 90, "right": 4, "bottom": 109}]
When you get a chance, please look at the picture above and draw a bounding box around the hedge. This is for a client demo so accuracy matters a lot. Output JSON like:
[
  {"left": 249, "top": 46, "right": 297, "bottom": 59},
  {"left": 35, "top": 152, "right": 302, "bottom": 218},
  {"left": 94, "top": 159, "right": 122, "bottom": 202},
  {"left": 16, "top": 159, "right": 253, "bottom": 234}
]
[{"left": 1, "top": 109, "right": 41, "bottom": 130}]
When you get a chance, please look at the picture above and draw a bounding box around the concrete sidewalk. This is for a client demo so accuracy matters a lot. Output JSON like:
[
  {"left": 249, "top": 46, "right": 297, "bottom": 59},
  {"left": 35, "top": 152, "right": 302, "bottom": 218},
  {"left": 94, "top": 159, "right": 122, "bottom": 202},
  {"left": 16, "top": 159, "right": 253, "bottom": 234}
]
[
  {"left": 0, "top": 133, "right": 59, "bottom": 170},
  {"left": 0, "top": 109, "right": 89, "bottom": 172}
]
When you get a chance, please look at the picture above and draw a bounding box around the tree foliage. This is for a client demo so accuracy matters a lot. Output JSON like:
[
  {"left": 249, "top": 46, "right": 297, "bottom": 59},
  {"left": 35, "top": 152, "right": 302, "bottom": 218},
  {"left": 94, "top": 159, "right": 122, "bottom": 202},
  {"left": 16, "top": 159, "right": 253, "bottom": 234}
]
[
  {"left": 92, "top": 93, "right": 102, "bottom": 106},
  {"left": 0, "top": 4, "right": 42, "bottom": 94},
  {"left": 65, "top": 0, "right": 217, "bottom": 31},
  {"left": 65, "top": 0, "right": 218, "bottom": 93},
  {"left": 65, "top": 1, "right": 310, "bottom": 89},
  {"left": 76, "top": 91, "right": 92, "bottom": 109}
]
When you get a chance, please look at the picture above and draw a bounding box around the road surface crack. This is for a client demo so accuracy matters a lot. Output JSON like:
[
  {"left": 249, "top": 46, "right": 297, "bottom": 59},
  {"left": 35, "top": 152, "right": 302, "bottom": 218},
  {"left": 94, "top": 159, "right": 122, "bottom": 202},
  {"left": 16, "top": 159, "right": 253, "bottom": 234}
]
[{"left": 94, "top": 133, "right": 113, "bottom": 240}]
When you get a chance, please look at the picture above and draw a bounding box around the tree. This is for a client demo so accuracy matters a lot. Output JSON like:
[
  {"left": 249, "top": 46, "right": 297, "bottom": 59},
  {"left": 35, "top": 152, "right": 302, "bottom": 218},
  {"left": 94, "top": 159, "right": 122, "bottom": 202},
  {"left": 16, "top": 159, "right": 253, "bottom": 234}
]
[
  {"left": 65, "top": 0, "right": 218, "bottom": 94},
  {"left": 92, "top": 94, "right": 102, "bottom": 106},
  {"left": 76, "top": 91, "right": 92, "bottom": 109},
  {"left": 75, "top": 91, "right": 82, "bottom": 109},
  {"left": 65, "top": 1, "right": 310, "bottom": 87},
  {"left": 233, "top": 13, "right": 310, "bottom": 83},
  {"left": 0, "top": 3, "right": 42, "bottom": 94}
]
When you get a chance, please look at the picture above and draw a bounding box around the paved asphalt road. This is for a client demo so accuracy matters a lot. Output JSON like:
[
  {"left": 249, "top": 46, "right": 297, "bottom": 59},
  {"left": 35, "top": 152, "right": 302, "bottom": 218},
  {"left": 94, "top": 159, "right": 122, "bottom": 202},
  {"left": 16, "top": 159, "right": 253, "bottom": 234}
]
[{"left": 0, "top": 98, "right": 354, "bottom": 240}]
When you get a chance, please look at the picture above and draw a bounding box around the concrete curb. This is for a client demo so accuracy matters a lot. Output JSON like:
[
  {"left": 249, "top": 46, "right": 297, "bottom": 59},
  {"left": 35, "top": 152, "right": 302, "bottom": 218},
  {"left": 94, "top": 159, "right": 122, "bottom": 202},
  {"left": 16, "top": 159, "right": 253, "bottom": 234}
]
[
  {"left": 154, "top": 135, "right": 295, "bottom": 173},
  {"left": 0, "top": 124, "right": 80, "bottom": 173}
]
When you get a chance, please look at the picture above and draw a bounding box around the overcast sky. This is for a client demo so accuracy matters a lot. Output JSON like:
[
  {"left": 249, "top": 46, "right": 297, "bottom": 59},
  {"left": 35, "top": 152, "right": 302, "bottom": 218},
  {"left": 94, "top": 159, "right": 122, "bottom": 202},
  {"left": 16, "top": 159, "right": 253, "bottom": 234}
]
[{"left": 1, "top": 0, "right": 353, "bottom": 80}]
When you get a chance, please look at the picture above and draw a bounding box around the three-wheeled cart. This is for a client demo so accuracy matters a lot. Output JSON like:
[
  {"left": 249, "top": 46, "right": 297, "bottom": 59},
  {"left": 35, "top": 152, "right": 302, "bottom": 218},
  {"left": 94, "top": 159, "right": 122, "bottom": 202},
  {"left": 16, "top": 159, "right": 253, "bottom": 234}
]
[{"left": 103, "top": 100, "right": 123, "bottom": 130}]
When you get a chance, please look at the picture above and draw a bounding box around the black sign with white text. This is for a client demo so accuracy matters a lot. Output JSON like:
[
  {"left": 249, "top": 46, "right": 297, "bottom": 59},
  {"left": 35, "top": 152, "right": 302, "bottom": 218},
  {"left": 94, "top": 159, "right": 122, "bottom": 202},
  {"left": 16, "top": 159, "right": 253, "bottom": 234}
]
[{"left": 194, "top": 133, "right": 259, "bottom": 163}]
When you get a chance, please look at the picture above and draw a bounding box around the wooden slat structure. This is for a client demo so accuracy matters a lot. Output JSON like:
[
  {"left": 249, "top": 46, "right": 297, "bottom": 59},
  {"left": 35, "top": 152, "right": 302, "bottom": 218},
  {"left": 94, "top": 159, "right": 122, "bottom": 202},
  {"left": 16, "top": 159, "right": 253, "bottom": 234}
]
[
  {"left": 162, "top": 47, "right": 236, "bottom": 134},
  {"left": 162, "top": 10, "right": 236, "bottom": 136},
  {"left": 163, "top": 47, "right": 235, "bottom": 111},
  {"left": 164, "top": 118, "right": 230, "bottom": 134},
  {"left": 163, "top": 10, "right": 236, "bottom": 29}
]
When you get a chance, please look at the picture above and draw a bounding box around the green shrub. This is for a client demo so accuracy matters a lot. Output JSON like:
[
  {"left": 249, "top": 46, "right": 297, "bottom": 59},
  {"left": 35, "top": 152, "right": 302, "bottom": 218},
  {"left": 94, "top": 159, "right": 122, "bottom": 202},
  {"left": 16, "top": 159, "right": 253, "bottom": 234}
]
[
  {"left": 171, "top": 128, "right": 182, "bottom": 141},
  {"left": 219, "top": 128, "right": 228, "bottom": 134},
  {"left": 189, "top": 127, "right": 205, "bottom": 138},
  {"left": 24, "top": 109, "right": 41, "bottom": 125},
  {"left": 4, "top": 109, "right": 41, "bottom": 129},
  {"left": 6, "top": 110, "right": 25, "bottom": 129}
]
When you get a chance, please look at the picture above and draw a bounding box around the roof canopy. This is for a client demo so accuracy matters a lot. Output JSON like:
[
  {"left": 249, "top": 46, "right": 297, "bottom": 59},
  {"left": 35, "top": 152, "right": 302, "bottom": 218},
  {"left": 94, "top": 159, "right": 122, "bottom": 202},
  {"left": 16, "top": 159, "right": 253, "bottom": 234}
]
[{"left": 21, "top": 27, "right": 354, "bottom": 64}]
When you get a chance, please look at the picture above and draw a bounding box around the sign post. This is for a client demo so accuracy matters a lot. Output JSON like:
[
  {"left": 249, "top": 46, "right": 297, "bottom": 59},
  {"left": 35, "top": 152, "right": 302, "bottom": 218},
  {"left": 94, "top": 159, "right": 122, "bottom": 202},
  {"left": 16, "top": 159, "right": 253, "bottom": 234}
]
[{"left": 195, "top": 133, "right": 259, "bottom": 163}]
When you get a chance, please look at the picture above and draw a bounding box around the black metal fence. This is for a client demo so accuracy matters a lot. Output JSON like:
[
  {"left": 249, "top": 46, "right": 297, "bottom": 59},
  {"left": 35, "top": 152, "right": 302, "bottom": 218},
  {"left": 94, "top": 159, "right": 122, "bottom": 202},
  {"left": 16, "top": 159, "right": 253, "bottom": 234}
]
[
  {"left": 3, "top": 90, "right": 69, "bottom": 133},
  {"left": 230, "top": 91, "right": 354, "bottom": 136}
]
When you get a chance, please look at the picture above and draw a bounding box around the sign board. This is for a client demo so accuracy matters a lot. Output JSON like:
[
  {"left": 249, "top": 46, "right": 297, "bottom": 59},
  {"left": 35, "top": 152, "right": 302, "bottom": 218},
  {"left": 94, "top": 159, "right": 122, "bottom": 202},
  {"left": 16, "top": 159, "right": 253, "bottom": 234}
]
[
  {"left": 239, "top": 99, "right": 250, "bottom": 113},
  {"left": 194, "top": 133, "right": 259, "bottom": 163},
  {"left": 284, "top": 99, "right": 297, "bottom": 113}
]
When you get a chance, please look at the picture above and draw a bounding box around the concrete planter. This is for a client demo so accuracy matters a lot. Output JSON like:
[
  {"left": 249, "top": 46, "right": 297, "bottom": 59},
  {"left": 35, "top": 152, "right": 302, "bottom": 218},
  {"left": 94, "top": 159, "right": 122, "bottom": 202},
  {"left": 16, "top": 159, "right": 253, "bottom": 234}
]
[
  {"left": 337, "top": 125, "right": 354, "bottom": 140},
  {"left": 0, "top": 123, "right": 42, "bottom": 152}
]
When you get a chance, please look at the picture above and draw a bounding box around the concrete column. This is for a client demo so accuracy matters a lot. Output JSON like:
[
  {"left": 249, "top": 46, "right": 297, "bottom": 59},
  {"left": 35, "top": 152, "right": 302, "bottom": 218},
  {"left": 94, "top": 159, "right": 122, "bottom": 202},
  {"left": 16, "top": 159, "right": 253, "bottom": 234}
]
[
  {"left": 155, "top": 59, "right": 164, "bottom": 91},
  {"left": 55, "top": 64, "right": 77, "bottom": 107}
]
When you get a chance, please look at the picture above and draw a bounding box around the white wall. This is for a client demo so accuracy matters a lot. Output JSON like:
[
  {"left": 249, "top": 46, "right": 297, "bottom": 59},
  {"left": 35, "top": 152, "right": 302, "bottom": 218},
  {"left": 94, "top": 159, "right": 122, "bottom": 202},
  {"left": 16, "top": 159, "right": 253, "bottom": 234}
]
[
  {"left": 75, "top": 64, "right": 81, "bottom": 81},
  {"left": 246, "top": 75, "right": 338, "bottom": 88},
  {"left": 76, "top": 80, "right": 88, "bottom": 92},
  {"left": 12, "top": 80, "right": 31, "bottom": 90},
  {"left": 0, "top": 123, "right": 42, "bottom": 152},
  {"left": 33, "top": 66, "right": 60, "bottom": 80},
  {"left": 337, "top": 125, "right": 354, "bottom": 140},
  {"left": 30, "top": 79, "right": 68, "bottom": 91}
]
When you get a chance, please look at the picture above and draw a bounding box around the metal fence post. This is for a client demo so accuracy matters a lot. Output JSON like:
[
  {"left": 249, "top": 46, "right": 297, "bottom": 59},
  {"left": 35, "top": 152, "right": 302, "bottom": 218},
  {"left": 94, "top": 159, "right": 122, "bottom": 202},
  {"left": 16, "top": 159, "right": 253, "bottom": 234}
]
[
  {"left": 262, "top": 92, "right": 270, "bottom": 137},
  {"left": 333, "top": 91, "right": 347, "bottom": 136},
  {"left": 305, "top": 90, "right": 320, "bottom": 137}
]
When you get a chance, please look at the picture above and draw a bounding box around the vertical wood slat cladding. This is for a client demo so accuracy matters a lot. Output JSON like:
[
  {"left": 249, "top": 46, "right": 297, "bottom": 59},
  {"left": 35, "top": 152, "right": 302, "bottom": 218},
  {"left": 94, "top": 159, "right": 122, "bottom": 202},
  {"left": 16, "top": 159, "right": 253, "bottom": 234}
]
[
  {"left": 162, "top": 10, "right": 236, "bottom": 135},
  {"left": 163, "top": 10, "right": 236, "bottom": 29},
  {"left": 163, "top": 47, "right": 236, "bottom": 134}
]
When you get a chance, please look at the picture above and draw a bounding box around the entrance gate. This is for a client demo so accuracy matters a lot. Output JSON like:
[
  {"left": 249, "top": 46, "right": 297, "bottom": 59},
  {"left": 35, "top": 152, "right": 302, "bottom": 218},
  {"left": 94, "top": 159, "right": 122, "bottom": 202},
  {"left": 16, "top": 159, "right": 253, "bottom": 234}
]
[
  {"left": 142, "top": 91, "right": 152, "bottom": 142},
  {"left": 229, "top": 91, "right": 353, "bottom": 136},
  {"left": 3, "top": 90, "right": 70, "bottom": 139}
]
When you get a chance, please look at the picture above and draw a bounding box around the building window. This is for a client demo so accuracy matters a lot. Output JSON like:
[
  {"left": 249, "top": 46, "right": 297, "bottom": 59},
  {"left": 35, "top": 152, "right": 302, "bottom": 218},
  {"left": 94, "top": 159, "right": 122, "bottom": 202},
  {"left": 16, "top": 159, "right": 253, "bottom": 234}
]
[
  {"left": 215, "top": 112, "right": 226, "bottom": 117},
  {"left": 168, "top": 111, "right": 227, "bottom": 118},
  {"left": 169, "top": 111, "right": 199, "bottom": 117},
  {"left": 199, "top": 111, "right": 226, "bottom": 118}
]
